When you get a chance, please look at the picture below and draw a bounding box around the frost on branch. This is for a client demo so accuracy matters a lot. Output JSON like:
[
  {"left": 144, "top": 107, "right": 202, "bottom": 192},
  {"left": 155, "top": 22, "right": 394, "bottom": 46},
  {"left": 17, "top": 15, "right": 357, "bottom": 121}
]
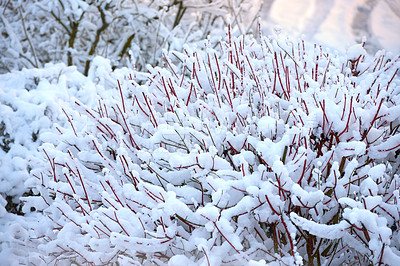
[{"left": 26, "top": 31, "right": 400, "bottom": 265}]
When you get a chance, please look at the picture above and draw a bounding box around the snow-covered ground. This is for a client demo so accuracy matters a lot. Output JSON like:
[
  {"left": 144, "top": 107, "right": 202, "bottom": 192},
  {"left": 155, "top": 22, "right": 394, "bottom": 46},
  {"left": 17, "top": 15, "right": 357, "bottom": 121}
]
[{"left": 261, "top": 0, "right": 400, "bottom": 53}]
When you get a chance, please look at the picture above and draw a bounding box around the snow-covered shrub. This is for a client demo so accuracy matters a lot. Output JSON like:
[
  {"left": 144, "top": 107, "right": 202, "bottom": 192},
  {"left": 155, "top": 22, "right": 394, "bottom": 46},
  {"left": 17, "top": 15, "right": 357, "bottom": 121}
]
[
  {"left": 0, "top": 59, "right": 129, "bottom": 204},
  {"left": 0, "top": 58, "right": 133, "bottom": 263},
  {"left": 26, "top": 31, "right": 400, "bottom": 265},
  {"left": 0, "top": 65, "right": 71, "bottom": 206}
]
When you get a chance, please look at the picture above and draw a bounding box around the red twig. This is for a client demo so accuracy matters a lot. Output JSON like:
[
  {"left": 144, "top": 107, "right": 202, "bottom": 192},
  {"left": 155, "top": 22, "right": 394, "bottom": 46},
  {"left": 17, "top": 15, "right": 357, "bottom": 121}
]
[
  {"left": 62, "top": 108, "right": 77, "bottom": 137},
  {"left": 213, "top": 221, "right": 241, "bottom": 254},
  {"left": 117, "top": 80, "right": 126, "bottom": 113}
]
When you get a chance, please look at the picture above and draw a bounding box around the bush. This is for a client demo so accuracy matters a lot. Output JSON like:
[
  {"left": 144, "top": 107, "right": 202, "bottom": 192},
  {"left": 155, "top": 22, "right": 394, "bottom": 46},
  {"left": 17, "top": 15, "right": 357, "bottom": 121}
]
[
  {"left": 0, "top": 59, "right": 131, "bottom": 264},
  {"left": 25, "top": 31, "right": 400, "bottom": 265},
  {"left": 0, "top": 60, "right": 132, "bottom": 201}
]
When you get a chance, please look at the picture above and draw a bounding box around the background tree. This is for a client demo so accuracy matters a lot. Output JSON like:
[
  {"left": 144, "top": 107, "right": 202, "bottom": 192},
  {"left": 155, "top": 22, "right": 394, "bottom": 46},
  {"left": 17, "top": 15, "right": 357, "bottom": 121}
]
[{"left": 0, "top": 0, "right": 263, "bottom": 75}]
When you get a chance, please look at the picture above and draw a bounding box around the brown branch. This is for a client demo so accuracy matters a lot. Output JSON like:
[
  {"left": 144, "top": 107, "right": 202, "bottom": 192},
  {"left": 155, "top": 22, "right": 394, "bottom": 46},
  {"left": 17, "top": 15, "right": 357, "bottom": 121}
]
[{"left": 84, "top": 5, "right": 110, "bottom": 75}]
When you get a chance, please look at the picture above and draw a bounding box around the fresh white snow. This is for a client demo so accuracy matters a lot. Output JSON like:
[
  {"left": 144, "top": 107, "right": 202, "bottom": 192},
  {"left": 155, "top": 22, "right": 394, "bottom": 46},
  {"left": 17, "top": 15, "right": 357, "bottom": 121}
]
[{"left": 0, "top": 0, "right": 400, "bottom": 265}]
